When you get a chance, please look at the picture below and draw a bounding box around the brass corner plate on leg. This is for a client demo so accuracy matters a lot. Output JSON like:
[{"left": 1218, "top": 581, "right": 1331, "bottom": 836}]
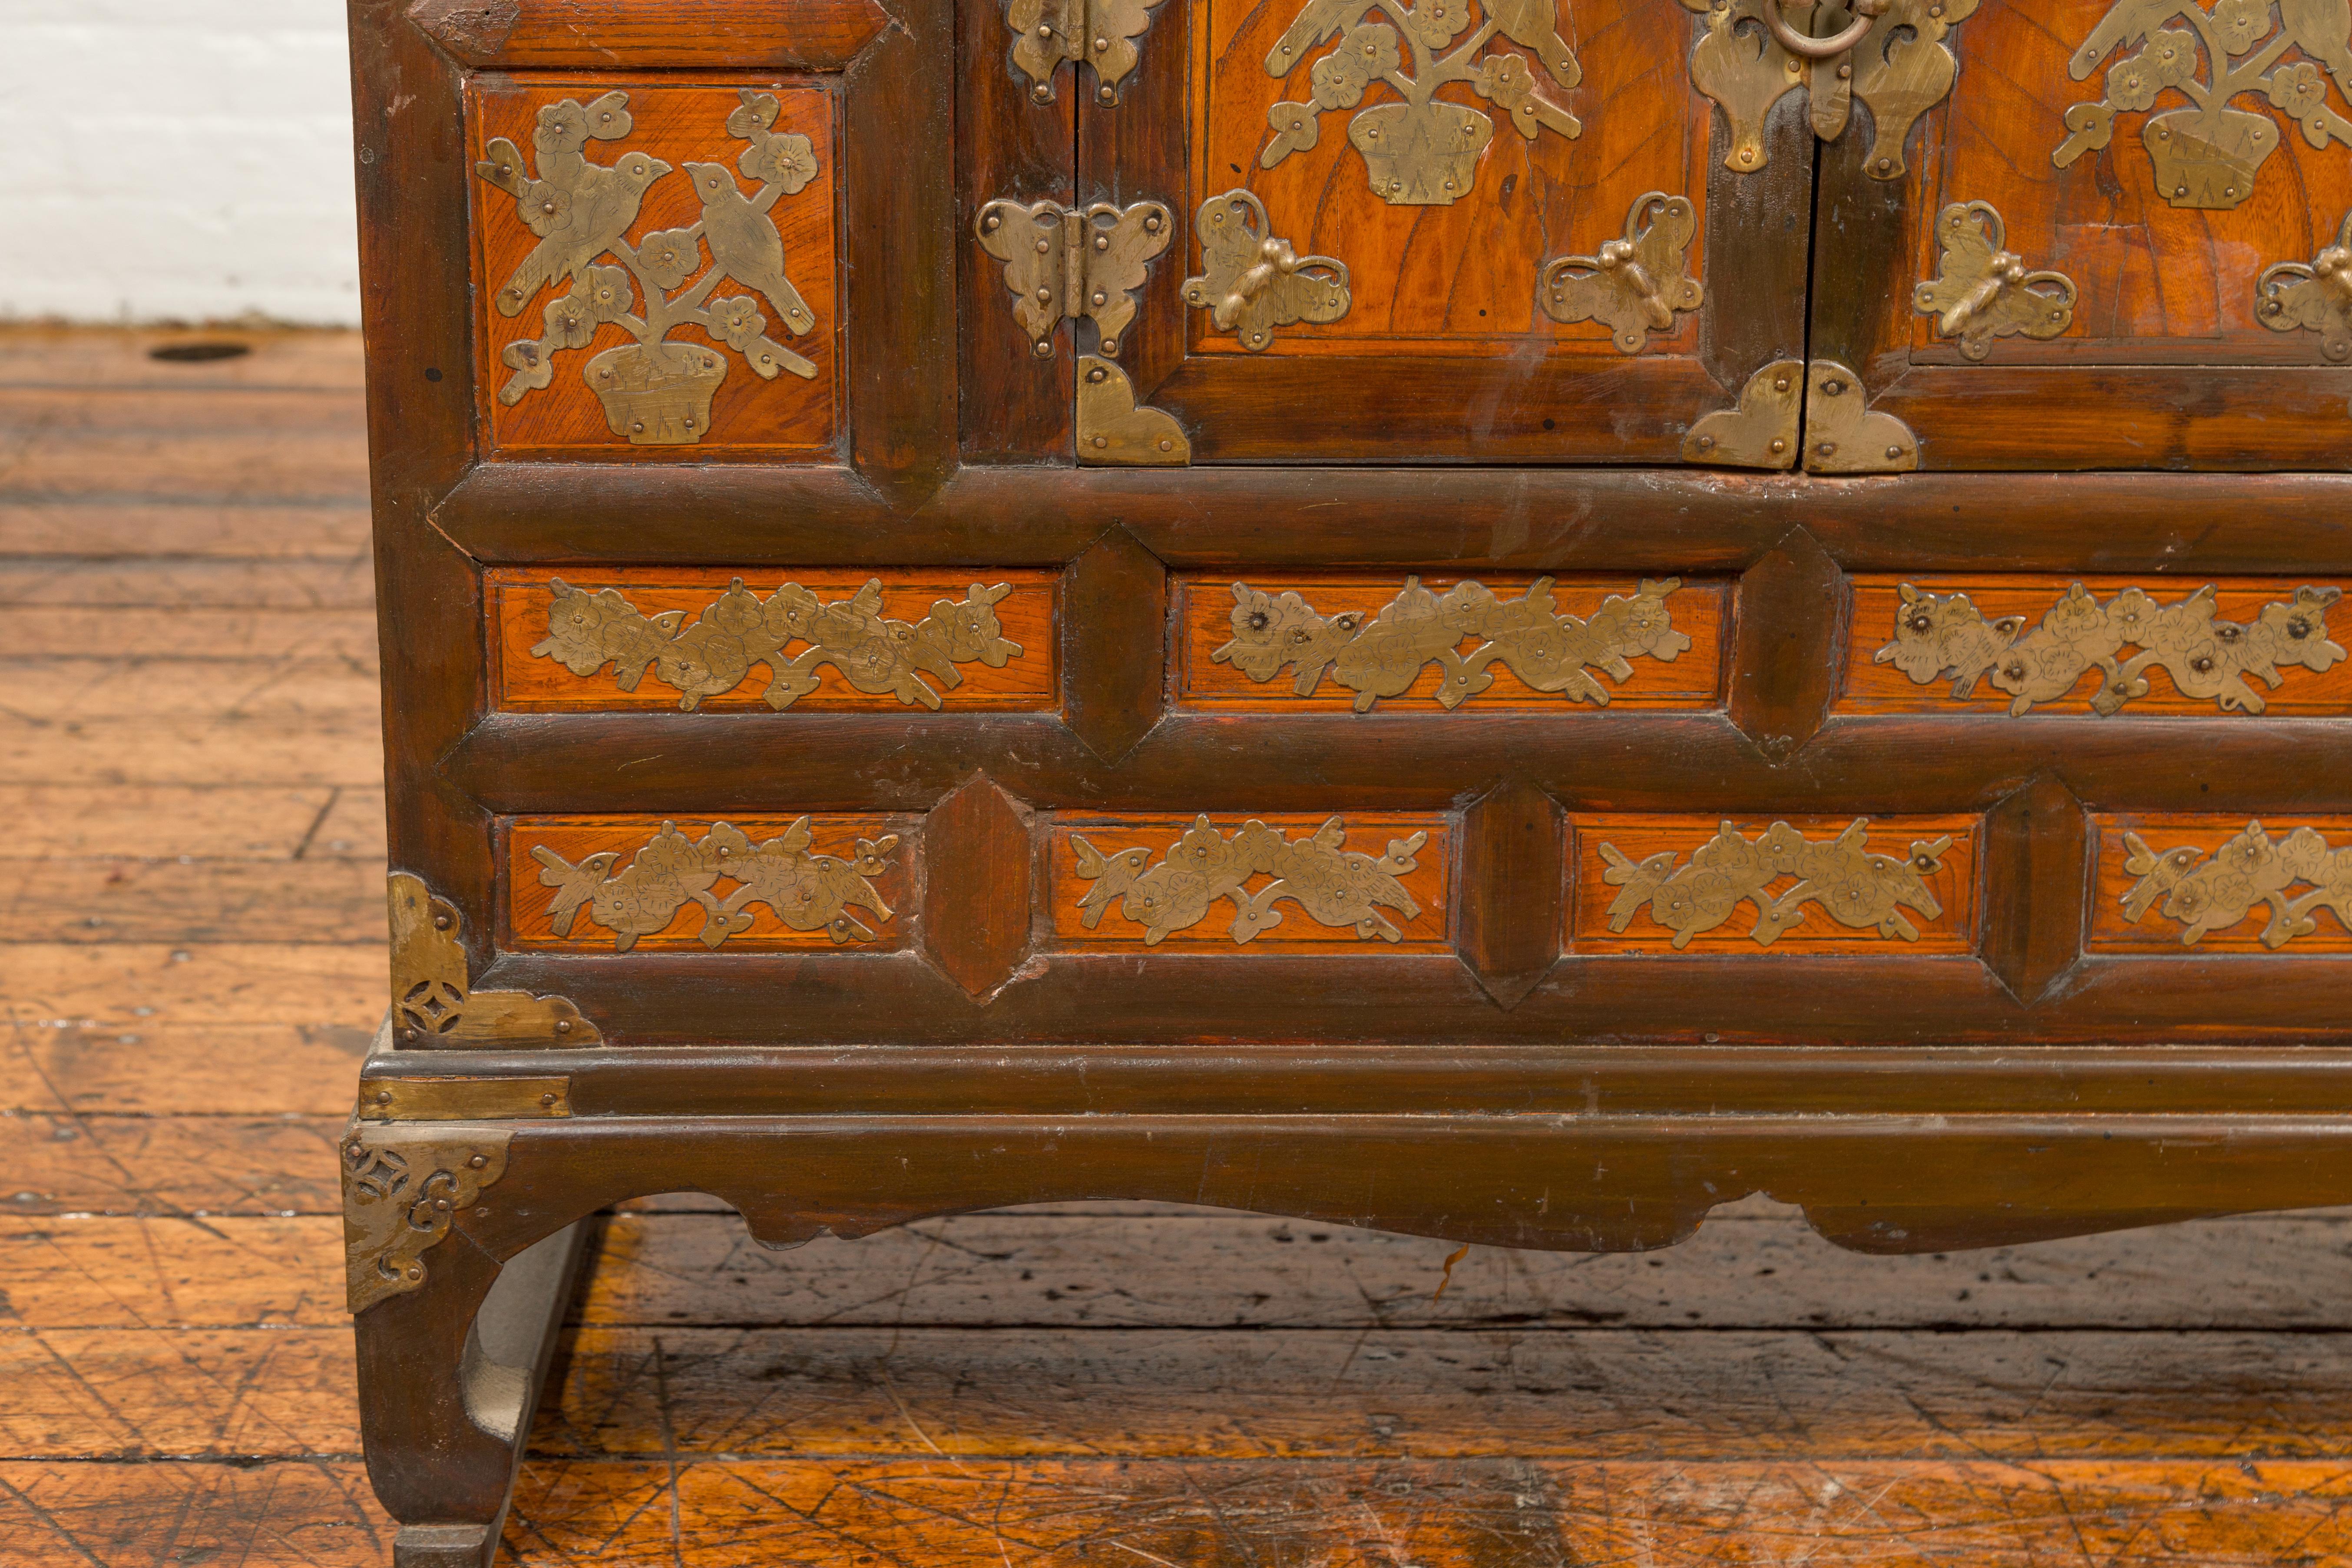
[
  {"left": 390, "top": 872, "right": 600, "bottom": 1046},
  {"left": 344, "top": 1124, "right": 512, "bottom": 1313},
  {"left": 1077, "top": 356, "right": 1188, "bottom": 463},
  {"left": 1684, "top": 359, "right": 1802, "bottom": 467},
  {"left": 1803, "top": 360, "right": 1918, "bottom": 473}
]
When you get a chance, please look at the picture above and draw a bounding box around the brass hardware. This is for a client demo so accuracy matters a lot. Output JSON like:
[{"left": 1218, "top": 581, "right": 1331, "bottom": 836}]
[
  {"left": 475, "top": 90, "right": 821, "bottom": 444},
  {"left": 1600, "top": 818, "right": 1952, "bottom": 947},
  {"left": 1913, "top": 201, "right": 2076, "bottom": 361},
  {"left": 1684, "top": 0, "right": 1975, "bottom": 178},
  {"left": 1007, "top": 0, "right": 1170, "bottom": 105},
  {"left": 1213, "top": 576, "right": 1690, "bottom": 711},
  {"left": 2257, "top": 208, "right": 2352, "bottom": 361},
  {"left": 1539, "top": 193, "right": 1704, "bottom": 353},
  {"left": 1683, "top": 358, "right": 1801, "bottom": 467},
  {"left": 2122, "top": 820, "right": 2352, "bottom": 947},
  {"left": 389, "top": 873, "right": 599, "bottom": 1047},
  {"left": 357, "top": 1077, "right": 574, "bottom": 1122},
  {"left": 1875, "top": 581, "right": 2345, "bottom": 716},
  {"left": 1259, "top": 0, "right": 1581, "bottom": 205},
  {"left": 1077, "top": 356, "right": 1189, "bottom": 463},
  {"left": 2054, "top": 0, "right": 2352, "bottom": 209},
  {"left": 975, "top": 198, "right": 1171, "bottom": 358},
  {"left": 1072, "top": 815, "right": 1428, "bottom": 944},
  {"left": 343, "top": 1125, "right": 510, "bottom": 1314},
  {"left": 532, "top": 576, "right": 1023, "bottom": 711},
  {"left": 1802, "top": 360, "right": 1917, "bottom": 473},
  {"left": 531, "top": 819, "right": 900, "bottom": 951},
  {"left": 1181, "top": 189, "right": 1351, "bottom": 350}
]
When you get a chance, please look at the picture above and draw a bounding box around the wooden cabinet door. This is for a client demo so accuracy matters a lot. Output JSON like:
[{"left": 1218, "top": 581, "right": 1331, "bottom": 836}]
[
  {"left": 1808, "top": 0, "right": 2352, "bottom": 470},
  {"left": 1061, "top": 0, "right": 1812, "bottom": 463}
]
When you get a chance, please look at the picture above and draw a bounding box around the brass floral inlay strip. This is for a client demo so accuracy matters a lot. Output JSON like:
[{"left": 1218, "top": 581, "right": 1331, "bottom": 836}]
[
  {"left": 1073, "top": 815, "right": 1428, "bottom": 944},
  {"left": 476, "top": 90, "right": 823, "bottom": 444},
  {"left": 531, "top": 576, "right": 1024, "bottom": 711},
  {"left": 1599, "top": 818, "right": 1953, "bottom": 948},
  {"left": 531, "top": 819, "right": 900, "bottom": 951},
  {"left": 2123, "top": 820, "right": 2352, "bottom": 946},
  {"left": 1874, "top": 581, "right": 2346, "bottom": 716},
  {"left": 1211, "top": 576, "right": 1690, "bottom": 711}
]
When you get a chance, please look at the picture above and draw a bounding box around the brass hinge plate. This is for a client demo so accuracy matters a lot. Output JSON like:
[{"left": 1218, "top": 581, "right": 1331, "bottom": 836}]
[
  {"left": 976, "top": 198, "right": 1172, "bottom": 360},
  {"left": 1007, "top": 0, "right": 1171, "bottom": 105},
  {"left": 357, "top": 1075, "right": 575, "bottom": 1121}
]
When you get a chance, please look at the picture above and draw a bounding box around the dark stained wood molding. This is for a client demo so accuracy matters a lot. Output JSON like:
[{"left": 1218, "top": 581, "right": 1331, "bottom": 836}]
[
  {"left": 1981, "top": 773, "right": 2092, "bottom": 1007},
  {"left": 1727, "top": 527, "right": 1845, "bottom": 763},
  {"left": 1060, "top": 529, "right": 1168, "bottom": 764},
  {"left": 406, "top": 0, "right": 894, "bottom": 71},
  {"left": 920, "top": 774, "right": 1037, "bottom": 1000},
  {"left": 1455, "top": 781, "right": 1564, "bottom": 1010}
]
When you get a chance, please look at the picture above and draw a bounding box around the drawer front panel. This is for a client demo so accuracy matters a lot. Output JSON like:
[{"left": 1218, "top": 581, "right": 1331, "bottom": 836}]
[
  {"left": 1567, "top": 814, "right": 1982, "bottom": 956},
  {"left": 1172, "top": 574, "right": 1727, "bottom": 712},
  {"left": 2093, "top": 814, "right": 2352, "bottom": 953},
  {"left": 501, "top": 814, "right": 918, "bottom": 952},
  {"left": 1841, "top": 575, "right": 2352, "bottom": 718},
  {"left": 487, "top": 568, "right": 1059, "bottom": 712}
]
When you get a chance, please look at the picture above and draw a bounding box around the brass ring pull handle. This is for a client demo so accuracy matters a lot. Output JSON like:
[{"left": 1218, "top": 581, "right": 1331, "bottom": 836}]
[{"left": 1761, "top": 0, "right": 1881, "bottom": 60}]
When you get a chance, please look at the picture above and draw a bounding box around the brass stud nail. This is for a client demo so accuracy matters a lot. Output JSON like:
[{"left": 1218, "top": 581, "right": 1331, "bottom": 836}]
[
  {"left": 1158, "top": 438, "right": 1173, "bottom": 450},
  {"left": 1876, "top": 157, "right": 1892, "bottom": 173},
  {"left": 1093, "top": 34, "right": 1108, "bottom": 49},
  {"left": 1818, "top": 441, "right": 1837, "bottom": 456},
  {"left": 1769, "top": 437, "right": 1787, "bottom": 453},
  {"left": 434, "top": 913, "right": 450, "bottom": 929},
  {"left": 555, "top": 1019, "right": 572, "bottom": 1034},
  {"left": 1837, "top": 62, "right": 1851, "bottom": 77},
  {"left": 468, "top": 1154, "right": 487, "bottom": 1168},
  {"left": 1099, "top": 85, "right": 1116, "bottom": 102},
  {"left": 541, "top": 1092, "right": 558, "bottom": 1107},
  {"left": 1101, "top": 337, "right": 1118, "bottom": 354},
  {"left": 1034, "top": 340, "right": 1054, "bottom": 357},
  {"left": 1696, "top": 434, "right": 1715, "bottom": 450},
  {"left": 1035, "top": 238, "right": 1050, "bottom": 253},
  {"left": 1823, "top": 379, "right": 1845, "bottom": 395},
  {"left": 632, "top": 421, "right": 644, "bottom": 433},
  {"left": 376, "top": 1090, "right": 393, "bottom": 1104},
  {"left": 476, "top": 1206, "right": 490, "bottom": 1218},
  {"left": 1886, "top": 445, "right": 1902, "bottom": 459},
  {"left": 1773, "top": 375, "right": 1790, "bottom": 392},
  {"left": 1091, "top": 289, "right": 1107, "bottom": 305},
  {"left": 1094, "top": 234, "right": 1110, "bottom": 250},
  {"left": 407, "top": 1267, "right": 422, "bottom": 1280},
  {"left": 1092, "top": 434, "right": 1108, "bottom": 447}
]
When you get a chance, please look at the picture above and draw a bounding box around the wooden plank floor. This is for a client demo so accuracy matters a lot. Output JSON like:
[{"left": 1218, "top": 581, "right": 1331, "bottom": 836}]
[{"left": 7, "top": 326, "right": 2352, "bottom": 1565}]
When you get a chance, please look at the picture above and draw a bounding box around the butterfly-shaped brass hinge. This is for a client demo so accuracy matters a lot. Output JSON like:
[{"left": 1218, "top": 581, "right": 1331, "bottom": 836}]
[
  {"left": 1913, "top": 200, "right": 2076, "bottom": 361},
  {"left": 1181, "top": 189, "right": 1353, "bottom": 350},
  {"left": 1008, "top": 0, "right": 1172, "bottom": 104},
  {"left": 1540, "top": 192, "right": 1703, "bottom": 352},
  {"left": 2258, "top": 207, "right": 2352, "bottom": 361},
  {"left": 976, "top": 197, "right": 1172, "bottom": 359},
  {"left": 1684, "top": 0, "right": 1975, "bottom": 178}
]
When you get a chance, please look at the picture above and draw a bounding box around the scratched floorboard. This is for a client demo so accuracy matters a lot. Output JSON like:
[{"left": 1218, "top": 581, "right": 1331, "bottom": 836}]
[{"left": 7, "top": 326, "right": 2352, "bottom": 1566}]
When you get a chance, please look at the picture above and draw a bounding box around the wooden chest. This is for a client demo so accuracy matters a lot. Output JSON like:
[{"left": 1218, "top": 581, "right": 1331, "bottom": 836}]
[{"left": 344, "top": 0, "right": 2352, "bottom": 1558}]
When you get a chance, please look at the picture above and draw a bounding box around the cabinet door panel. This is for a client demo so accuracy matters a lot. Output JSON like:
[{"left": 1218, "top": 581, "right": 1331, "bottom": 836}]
[
  {"left": 1812, "top": 0, "right": 2352, "bottom": 470},
  {"left": 1085, "top": 0, "right": 1813, "bottom": 463}
]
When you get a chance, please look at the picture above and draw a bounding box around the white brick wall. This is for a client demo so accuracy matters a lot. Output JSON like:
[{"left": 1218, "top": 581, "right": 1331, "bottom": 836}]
[{"left": 0, "top": 0, "right": 361, "bottom": 325}]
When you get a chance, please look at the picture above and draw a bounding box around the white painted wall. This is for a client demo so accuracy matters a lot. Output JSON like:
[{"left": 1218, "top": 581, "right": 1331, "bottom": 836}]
[{"left": 0, "top": 0, "right": 361, "bottom": 325}]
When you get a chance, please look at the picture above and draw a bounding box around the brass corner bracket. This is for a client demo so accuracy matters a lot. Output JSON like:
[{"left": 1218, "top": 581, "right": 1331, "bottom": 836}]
[
  {"left": 1915, "top": 200, "right": 2075, "bottom": 360},
  {"left": 976, "top": 198, "right": 1171, "bottom": 359},
  {"left": 344, "top": 1124, "right": 511, "bottom": 1314},
  {"left": 1684, "top": 359, "right": 1801, "bottom": 467},
  {"left": 1803, "top": 360, "right": 1917, "bottom": 473},
  {"left": 1541, "top": 192, "right": 1704, "bottom": 353},
  {"left": 2258, "top": 208, "right": 2352, "bottom": 361},
  {"left": 1078, "top": 356, "right": 1188, "bottom": 463},
  {"left": 390, "top": 872, "right": 600, "bottom": 1047},
  {"left": 1008, "top": 0, "right": 1171, "bottom": 105}
]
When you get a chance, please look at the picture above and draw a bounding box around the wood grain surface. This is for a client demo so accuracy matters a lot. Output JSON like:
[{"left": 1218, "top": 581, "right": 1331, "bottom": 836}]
[
  {"left": 1842, "top": 574, "right": 2352, "bottom": 716},
  {"left": 1567, "top": 813, "right": 1982, "bottom": 955},
  {"left": 486, "top": 566, "right": 1059, "bottom": 711},
  {"left": 467, "top": 77, "right": 841, "bottom": 460},
  {"left": 1173, "top": 573, "right": 1729, "bottom": 710}
]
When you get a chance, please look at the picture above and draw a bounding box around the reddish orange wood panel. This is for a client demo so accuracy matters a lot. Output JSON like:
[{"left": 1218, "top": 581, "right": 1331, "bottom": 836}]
[
  {"left": 1173, "top": 574, "right": 1727, "bottom": 711},
  {"left": 503, "top": 815, "right": 913, "bottom": 953},
  {"left": 467, "top": 77, "right": 840, "bottom": 460},
  {"left": 1045, "top": 813, "right": 1452, "bottom": 951},
  {"left": 1841, "top": 575, "right": 2352, "bottom": 717},
  {"left": 487, "top": 568, "right": 1059, "bottom": 713},
  {"left": 1567, "top": 814, "right": 1982, "bottom": 955},
  {"left": 2091, "top": 813, "right": 2352, "bottom": 954},
  {"left": 1902, "top": 0, "right": 2352, "bottom": 364},
  {"left": 1188, "top": 0, "right": 1707, "bottom": 357}
]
